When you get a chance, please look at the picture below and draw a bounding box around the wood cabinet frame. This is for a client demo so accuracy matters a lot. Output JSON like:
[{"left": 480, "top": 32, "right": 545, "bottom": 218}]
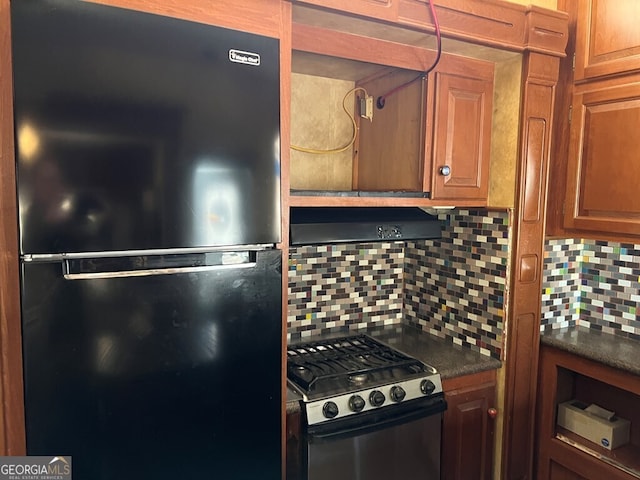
[{"left": 502, "top": 50, "right": 560, "bottom": 480}]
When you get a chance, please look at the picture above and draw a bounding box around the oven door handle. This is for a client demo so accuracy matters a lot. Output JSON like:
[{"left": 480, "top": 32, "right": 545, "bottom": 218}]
[{"left": 307, "top": 396, "right": 447, "bottom": 443}]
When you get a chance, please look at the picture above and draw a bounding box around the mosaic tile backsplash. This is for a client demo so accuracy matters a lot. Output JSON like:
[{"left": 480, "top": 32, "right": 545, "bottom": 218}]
[
  {"left": 403, "top": 210, "right": 510, "bottom": 359},
  {"left": 288, "top": 243, "right": 405, "bottom": 340},
  {"left": 542, "top": 239, "right": 640, "bottom": 340},
  {"left": 288, "top": 209, "right": 511, "bottom": 360}
]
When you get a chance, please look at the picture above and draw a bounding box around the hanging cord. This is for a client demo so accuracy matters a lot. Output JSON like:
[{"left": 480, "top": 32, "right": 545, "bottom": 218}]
[
  {"left": 290, "top": 87, "right": 370, "bottom": 154},
  {"left": 376, "top": 0, "right": 442, "bottom": 109}
]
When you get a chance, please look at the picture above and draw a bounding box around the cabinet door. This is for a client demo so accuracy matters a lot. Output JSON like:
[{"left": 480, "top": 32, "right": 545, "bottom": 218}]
[
  {"left": 293, "top": 0, "right": 398, "bottom": 23},
  {"left": 442, "top": 377, "right": 496, "bottom": 480},
  {"left": 575, "top": 0, "right": 640, "bottom": 81},
  {"left": 563, "top": 80, "right": 640, "bottom": 236},
  {"left": 429, "top": 55, "right": 494, "bottom": 202}
]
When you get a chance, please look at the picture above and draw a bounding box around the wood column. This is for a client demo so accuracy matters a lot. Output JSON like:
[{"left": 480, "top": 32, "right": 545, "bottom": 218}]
[
  {"left": 502, "top": 51, "right": 559, "bottom": 480},
  {"left": 0, "top": 0, "right": 26, "bottom": 455}
]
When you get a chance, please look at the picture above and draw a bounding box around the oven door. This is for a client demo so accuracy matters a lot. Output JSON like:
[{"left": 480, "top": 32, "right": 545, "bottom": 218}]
[{"left": 305, "top": 395, "right": 446, "bottom": 480}]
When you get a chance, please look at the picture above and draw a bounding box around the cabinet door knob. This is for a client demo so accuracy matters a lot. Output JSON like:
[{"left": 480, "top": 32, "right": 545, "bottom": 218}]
[
  {"left": 439, "top": 165, "right": 451, "bottom": 176},
  {"left": 488, "top": 407, "right": 498, "bottom": 419}
]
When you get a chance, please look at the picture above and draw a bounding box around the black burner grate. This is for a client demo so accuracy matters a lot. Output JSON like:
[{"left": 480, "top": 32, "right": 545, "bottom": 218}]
[{"left": 287, "top": 335, "right": 426, "bottom": 393}]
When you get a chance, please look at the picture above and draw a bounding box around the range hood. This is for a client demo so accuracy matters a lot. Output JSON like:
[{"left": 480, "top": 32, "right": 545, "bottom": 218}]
[{"left": 290, "top": 207, "right": 443, "bottom": 245}]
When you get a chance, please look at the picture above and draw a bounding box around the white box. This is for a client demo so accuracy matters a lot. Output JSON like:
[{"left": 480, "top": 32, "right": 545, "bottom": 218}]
[{"left": 557, "top": 400, "right": 631, "bottom": 450}]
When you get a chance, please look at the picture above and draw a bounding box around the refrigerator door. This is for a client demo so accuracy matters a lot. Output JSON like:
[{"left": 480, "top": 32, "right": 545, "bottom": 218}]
[
  {"left": 21, "top": 250, "right": 282, "bottom": 480},
  {"left": 12, "top": 0, "right": 280, "bottom": 255}
]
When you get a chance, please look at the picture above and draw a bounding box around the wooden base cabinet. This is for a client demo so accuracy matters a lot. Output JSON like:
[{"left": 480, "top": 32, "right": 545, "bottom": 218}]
[
  {"left": 442, "top": 370, "right": 497, "bottom": 480},
  {"left": 535, "top": 345, "right": 640, "bottom": 480}
]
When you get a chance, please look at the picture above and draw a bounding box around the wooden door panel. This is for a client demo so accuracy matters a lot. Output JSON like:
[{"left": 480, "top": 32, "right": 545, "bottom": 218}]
[
  {"left": 430, "top": 56, "right": 493, "bottom": 202},
  {"left": 564, "top": 81, "right": 640, "bottom": 234},
  {"left": 443, "top": 381, "right": 495, "bottom": 480},
  {"left": 575, "top": 0, "right": 640, "bottom": 80}
]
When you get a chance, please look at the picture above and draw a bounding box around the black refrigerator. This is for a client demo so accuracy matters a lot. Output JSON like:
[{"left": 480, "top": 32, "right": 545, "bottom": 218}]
[{"left": 11, "top": 1, "right": 282, "bottom": 479}]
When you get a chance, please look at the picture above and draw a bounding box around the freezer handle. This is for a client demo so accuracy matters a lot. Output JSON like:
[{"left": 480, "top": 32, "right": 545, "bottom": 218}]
[{"left": 62, "top": 251, "right": 257, "bottom": 280}]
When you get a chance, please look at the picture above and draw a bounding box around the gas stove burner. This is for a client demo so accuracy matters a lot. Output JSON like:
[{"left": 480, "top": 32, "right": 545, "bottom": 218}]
[
  {"left": 287, "top": 334, "right": 444, "bottom": 425},
  {"left": 348, "top": 373, "right": 369, "bottom": 385}
]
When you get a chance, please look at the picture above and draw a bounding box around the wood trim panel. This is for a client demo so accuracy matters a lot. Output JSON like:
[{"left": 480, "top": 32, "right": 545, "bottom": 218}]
[
  {"left": 292, "top": 23, "right": 436, "bottom": 72},
  {"left": 399, "top": 0, "right": 568, "bottom": 58},
  {"left": 292, "top": 0, "right": 568, "bottom": 58},
  {"left": 293, "top": 0, "right": 399, "bottom": 23},
  {"left": 397, "top": 0, "right": 526, "bottom": 51},
  {"left": 524, "top": 7, "right": 570, "bottom": 58},
  {"left": 502, "top": 52, "right": 559, "bottom": 480},
  {"left": 0, "top": 0, "right": 26, "bottom": 456},
  {"left": 288, "top": 195, "right": 486, "bottom": 208}
]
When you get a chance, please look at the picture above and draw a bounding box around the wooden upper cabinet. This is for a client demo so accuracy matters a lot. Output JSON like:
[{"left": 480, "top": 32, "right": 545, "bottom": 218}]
[
  {"left": 293, "top": 0, "right": 398, "bottom": 23},
  {"left": 428, "top": 55, "right": 494, "bottom": 202},
  {"left": 575, "top": 0, "right": 640, "bottom": 81},
  {"left": 564, "top": 78, "right": 640, "bottom": 236}
]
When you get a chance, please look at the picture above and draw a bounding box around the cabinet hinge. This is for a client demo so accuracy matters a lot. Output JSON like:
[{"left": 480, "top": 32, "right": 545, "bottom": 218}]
[
  {"left": 568, "top": 105, "right": 573, "bottom": 123},
  {"left": 572, "top": 53, "right": 576, "bottom": 72}
]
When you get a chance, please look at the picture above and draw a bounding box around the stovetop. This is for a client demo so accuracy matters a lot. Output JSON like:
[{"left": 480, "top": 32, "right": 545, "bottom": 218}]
[{"left": 287, "top": 334, "right": 443, "bottom": 424}]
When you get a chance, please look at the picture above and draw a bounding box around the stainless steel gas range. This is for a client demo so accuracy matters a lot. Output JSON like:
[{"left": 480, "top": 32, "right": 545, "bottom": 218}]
[{"left": 287, "top": 334, "right": 447, "bottom": 480}]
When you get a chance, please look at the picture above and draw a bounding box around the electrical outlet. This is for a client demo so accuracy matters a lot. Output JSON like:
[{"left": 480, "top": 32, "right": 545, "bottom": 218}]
[{"left": 359, "top": 95, "right": 374, "bottom": 122}]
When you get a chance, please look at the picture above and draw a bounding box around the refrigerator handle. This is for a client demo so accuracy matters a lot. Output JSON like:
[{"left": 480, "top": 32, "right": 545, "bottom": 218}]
[{"left": 62, "top": 254, "right": 257, "bottom": 280}]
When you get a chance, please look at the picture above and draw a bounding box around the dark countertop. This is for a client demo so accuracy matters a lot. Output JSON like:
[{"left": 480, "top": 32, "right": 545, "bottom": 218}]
[
  {"left": 541, "top": 326, "right": 640, "bottom": 376},
  {"left": 286, "top": 323, "right": 502, "bottom": 413}
]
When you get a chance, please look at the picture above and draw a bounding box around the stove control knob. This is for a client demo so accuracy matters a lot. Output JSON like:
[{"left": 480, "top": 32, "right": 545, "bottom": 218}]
[
  {"left": 390, "top": 386, "right": 406, "bottom": 403},
  {"left": 420, "top": 379, "right": 436, "bottom": 395},
  {"left": 369, "top": 390, "right": 385, "bottom": 407},
  {"left": 349, "top": 395, "right": 366, "bottom": 412},
  {"left": 322, "top": 401, "right": 339, "bottom": 419}
]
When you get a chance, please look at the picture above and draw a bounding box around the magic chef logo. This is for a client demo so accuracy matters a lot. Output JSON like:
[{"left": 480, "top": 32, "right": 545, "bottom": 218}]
[
  {"left": 0, "top": 456, "right": 72, "bottom": 479},
  {"left": 228, "top": 49, "right": 261, "bottom": 66}
]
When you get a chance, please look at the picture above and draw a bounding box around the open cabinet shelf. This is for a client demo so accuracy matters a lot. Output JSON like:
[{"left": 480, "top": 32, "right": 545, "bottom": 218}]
[{"left": 536, "top": 345, "right": 640, "bottom": 480}]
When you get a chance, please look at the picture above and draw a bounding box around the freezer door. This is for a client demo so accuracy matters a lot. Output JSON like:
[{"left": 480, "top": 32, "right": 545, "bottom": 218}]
[
  {"left": 21, "top": 250, "right": 282, "bottom": 480},
  {"left": 12, "top": 0, "right": 280, "bottom": 255}
]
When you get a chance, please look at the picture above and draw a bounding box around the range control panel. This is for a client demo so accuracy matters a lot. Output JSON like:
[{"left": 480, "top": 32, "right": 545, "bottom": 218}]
[
  {"left": 304, "top": 374, "right": 443, "bottom": 425},
  {"left": 376, "top": 224, "right": 402, "bottom": 239}
]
